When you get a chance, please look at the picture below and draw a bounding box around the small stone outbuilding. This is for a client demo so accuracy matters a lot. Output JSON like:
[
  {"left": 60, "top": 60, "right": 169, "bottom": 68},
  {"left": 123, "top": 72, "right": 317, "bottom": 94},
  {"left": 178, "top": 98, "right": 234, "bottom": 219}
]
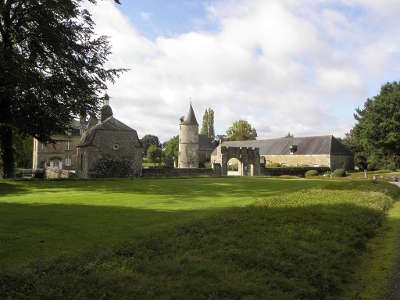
[{"left": 76, "top": 104, "right": 143, "bottom": 178}]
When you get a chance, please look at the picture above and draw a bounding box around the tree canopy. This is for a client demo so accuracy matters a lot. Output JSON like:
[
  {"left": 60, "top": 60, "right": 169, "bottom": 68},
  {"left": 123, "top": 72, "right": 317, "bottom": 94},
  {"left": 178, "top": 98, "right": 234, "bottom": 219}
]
[
  {"left": 0, "top": 0, "right": 123, "bottom": 177},
  {"left": 347, "top": 82, "right": 400, "bottom": 170},
  {"left": 226, "top": 120, "right": 257, "bottom": 141},
  {"left": 163, "top": 135, "right": 179, "bottom": 167},
  {"left": 141, "top": 134, "right": 161, "bottom": 156},
  {"left": 200, "top": 108, "right": 215, "bottom": 140}
]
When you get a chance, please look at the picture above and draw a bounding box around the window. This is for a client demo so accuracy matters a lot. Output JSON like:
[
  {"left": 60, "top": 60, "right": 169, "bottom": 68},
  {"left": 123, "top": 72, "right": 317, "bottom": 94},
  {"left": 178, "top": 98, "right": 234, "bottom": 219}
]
[
  {"left": 113, "top": 143, "right": 120, "bottom": 150},
  {"left": 65, "top": 140, "right": 71, "bottom": 150},
  {"left": 65, "top": 155, "right": 72, "bottom": 166},
  {"left": 40, "top": 143, "right": 45, "bottom": 150}
]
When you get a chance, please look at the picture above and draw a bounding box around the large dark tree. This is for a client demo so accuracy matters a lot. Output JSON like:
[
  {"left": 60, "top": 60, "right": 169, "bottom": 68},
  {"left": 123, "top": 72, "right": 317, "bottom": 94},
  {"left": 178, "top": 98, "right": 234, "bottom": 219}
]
[
  {"left": 0, "top": 0, "right": 123, "bottom": 178},
  {"left": 350, "top": 82, "right": 400, "bottom": 170}
]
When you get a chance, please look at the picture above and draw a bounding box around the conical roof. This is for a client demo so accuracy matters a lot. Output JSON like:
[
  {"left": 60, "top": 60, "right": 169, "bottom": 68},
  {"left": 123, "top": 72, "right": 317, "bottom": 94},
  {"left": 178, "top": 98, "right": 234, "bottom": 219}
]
[{"left": 182, "top": 104, "right": 198, "bottom": 125}]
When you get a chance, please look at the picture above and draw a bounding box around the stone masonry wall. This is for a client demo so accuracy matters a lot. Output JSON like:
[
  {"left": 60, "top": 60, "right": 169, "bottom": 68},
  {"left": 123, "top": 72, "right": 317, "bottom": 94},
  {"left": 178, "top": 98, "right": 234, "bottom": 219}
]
[
  {"left": 263, "top": 154, "right": 331, "bottom": 168},
  {"left": 142, "top": 168, "right": 214, "bottom": 177}
]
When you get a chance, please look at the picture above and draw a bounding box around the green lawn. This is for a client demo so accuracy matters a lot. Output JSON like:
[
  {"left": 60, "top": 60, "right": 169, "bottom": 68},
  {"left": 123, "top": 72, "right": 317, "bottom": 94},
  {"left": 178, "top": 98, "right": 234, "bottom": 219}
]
[{"left": 0, "top": 177, "right": 399, "bottom": 299}]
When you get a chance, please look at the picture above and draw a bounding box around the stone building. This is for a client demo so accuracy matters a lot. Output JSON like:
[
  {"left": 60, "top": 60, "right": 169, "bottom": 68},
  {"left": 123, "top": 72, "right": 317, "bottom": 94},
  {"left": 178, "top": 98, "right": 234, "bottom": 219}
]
[
  {"left": 178, "top": 104, "right": 200, "bottom": 168},
  {"left": 76, "top": 104, "right": 143, "bottom": 178},
  {"left": 178, "top": 104, "right": 216, "bottom": 168},
  {"left": 220, "top": 135, "right": 354, "bottom": 170},
  {"left": 32, "top": 120, "right": 81, "bottom": 170},
  {"left": 211, "top": 145, "right": 261, "bottom": 176}
]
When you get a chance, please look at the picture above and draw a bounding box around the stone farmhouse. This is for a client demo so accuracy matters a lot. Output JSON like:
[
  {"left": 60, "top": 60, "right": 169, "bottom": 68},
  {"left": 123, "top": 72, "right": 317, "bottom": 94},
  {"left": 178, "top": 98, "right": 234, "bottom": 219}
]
[
  {"left": 178, "top": 104, "right": 354, "bottom": 175},
  {"left": 220, "top": 135, "right": 354, "bottom": 170},
  {"left": 76, "top": 103, "right": 143, "bottom": 178},
  {"left": 33, "top": 102, "right": 143, "bottom": 178},
  {"left": 32, "top": 102, "right": 353, "bottom": 178}
]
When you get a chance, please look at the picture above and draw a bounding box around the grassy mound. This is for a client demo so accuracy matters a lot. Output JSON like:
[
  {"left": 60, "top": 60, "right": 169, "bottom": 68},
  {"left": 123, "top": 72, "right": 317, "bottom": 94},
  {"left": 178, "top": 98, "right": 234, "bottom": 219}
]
[{"left": 1, "top": 179, "right": 398, "bottom": 299}]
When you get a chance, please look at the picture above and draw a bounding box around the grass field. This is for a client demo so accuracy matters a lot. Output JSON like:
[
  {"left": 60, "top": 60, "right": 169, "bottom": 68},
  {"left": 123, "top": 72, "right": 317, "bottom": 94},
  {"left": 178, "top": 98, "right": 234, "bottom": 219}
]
[{"left": 0, "top": 177, "right": 399, "bottom": 299}]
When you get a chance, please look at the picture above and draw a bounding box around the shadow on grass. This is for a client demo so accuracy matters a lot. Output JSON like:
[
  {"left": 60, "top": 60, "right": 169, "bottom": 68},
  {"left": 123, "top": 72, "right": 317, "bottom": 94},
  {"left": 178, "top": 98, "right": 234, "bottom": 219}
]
[
  {"left": 0, "top": 182, "right": 28, "bottom": 196},
  {"left": 0, "top": 198, "right": 398, "bottom": 300}
]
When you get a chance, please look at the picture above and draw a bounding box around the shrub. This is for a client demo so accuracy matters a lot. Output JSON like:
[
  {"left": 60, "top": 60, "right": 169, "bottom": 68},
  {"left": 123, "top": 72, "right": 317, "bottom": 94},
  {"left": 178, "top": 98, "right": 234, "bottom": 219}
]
[
  {"left": 91, "top": 159, "right": 137, "bottom": 178},
  {"left": 332, "top": 168, "right": 347, "bottom": 177},
  {"left": 33, "top": 169, "right": 45, "bottom": 179},
  {"left": 305, "top": 170, "right": 319, "bottom": 177}
]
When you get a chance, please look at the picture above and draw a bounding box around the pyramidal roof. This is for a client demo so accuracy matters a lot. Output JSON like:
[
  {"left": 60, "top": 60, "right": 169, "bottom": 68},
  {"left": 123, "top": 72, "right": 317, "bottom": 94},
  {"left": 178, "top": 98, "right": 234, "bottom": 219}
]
[{"left": 182, "top": 104, "right": 198, "bottom": 125}]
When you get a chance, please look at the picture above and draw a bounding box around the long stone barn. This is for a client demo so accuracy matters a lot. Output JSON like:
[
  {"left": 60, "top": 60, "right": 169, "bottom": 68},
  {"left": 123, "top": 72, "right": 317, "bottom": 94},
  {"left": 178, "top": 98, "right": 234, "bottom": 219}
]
[{"left": 218, "top": 135, "right": 354, "bottom": 170}]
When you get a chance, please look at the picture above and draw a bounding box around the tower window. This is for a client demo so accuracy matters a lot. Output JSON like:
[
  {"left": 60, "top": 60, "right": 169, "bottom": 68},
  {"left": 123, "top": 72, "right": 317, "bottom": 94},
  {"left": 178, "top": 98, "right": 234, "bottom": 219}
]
[{"left": 113, "top": 144, "right": 120, "bottom": 151}]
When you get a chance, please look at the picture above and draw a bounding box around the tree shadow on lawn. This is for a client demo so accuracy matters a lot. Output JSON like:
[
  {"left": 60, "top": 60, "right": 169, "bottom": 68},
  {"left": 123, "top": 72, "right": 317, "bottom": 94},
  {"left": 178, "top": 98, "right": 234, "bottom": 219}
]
[
  {"left": 0, "top": 200, "right": 396, "bottom": 300},
  {"left": 0, "top": 182, "right": 29, "bottom": 197},
  {"left": 0, "top": 202, "right": 227, "bottom": 270}
]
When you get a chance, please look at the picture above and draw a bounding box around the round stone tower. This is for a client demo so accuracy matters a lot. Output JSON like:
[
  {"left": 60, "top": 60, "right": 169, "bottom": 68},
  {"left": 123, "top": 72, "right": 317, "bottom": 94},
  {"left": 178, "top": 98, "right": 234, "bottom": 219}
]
[{"left": 178, "top": 104, "right": 199, "bottom": 168}]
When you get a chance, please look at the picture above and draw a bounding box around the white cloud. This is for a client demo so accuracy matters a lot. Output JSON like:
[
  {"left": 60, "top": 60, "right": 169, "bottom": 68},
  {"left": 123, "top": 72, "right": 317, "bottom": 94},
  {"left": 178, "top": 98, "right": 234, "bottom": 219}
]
[{"left": 86, "top": 0, "right": 400, "bottom": 142}]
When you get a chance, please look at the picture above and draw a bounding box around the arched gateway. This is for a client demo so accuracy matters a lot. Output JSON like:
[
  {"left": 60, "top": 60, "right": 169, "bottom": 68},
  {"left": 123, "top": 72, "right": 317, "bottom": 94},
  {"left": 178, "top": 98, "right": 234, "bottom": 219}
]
[{"left": 211, "top": 145, "right": 261, "bottom": 176}]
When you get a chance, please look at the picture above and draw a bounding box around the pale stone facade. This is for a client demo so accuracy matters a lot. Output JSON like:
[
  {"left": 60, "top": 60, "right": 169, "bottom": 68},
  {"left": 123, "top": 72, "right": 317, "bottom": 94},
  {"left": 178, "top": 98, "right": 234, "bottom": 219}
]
[
  {"left": 221, "top": 136, "right": 354, "bottom": 171},
  {"left": 211, "top": 145, "right": 261, "bottom": 176},
  {"left": 32, "top": 120, "right": 81, "bottom": 170}
]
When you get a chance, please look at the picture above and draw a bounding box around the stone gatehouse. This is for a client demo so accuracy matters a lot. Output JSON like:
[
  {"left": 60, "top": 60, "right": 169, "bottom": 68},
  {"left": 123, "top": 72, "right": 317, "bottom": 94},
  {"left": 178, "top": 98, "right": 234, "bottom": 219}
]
[{"left": 211, "top": 145, "right": 261, "bottom": 176}]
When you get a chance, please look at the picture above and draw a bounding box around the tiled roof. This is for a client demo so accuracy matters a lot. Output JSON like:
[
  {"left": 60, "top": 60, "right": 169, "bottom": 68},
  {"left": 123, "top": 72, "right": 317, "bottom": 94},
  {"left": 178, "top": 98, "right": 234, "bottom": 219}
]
[
  {"left": 221, "top": 135, "right": 352, "bottom": 156},
  {"left": 181, "top": 104, "right": 198, "bottom": 125},
  {"left": 199, "top": 134, "right": 216, "bottom": 150}
]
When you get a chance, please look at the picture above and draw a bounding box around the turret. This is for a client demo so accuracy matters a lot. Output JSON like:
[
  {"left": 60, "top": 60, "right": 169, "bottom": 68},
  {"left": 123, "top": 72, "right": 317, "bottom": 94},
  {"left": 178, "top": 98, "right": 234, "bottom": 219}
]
[{"left": 178, "top": 104, "right": 199, "bottom": 168}]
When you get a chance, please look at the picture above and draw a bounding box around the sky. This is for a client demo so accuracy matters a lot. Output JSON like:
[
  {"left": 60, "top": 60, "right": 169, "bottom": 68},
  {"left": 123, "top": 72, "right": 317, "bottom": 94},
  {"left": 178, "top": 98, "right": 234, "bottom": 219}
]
[{"left": 86, "top": 0, "right": 400, "bottom": 142}]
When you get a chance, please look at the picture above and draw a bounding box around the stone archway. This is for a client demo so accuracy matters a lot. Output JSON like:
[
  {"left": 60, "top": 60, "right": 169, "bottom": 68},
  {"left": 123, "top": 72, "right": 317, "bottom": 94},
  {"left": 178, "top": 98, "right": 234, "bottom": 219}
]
[{"left": 211, "top": 145, "right": 260, "bottom": 176}]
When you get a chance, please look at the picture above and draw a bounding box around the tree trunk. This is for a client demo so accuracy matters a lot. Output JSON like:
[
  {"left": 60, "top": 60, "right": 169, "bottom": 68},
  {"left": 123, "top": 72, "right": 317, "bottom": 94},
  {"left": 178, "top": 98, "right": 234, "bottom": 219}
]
[{"left": 0, "top": 125, "right": 14, "bottom": 178}]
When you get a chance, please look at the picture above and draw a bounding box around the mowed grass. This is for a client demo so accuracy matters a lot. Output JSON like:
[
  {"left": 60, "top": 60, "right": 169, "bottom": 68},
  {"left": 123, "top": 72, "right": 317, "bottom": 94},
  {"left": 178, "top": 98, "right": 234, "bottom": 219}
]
[{"left": 0, "top": 177, "right": 399, "bottom": 299}]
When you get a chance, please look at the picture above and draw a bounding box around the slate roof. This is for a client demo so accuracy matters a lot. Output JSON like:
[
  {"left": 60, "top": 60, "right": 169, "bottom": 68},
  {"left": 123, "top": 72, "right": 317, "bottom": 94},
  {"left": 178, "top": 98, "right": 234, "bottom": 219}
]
[
  {"left": 199, "top": 134, "right": 216, "bottom": 150},
  {"left": 79, "top": 116, "right": 140, "bottom": 148},
  {"left": 181, "top": 104, "right": 198, "bottom": 125},
  {"left": 221, "top": 135, "right": 352, "bottom": 156}
]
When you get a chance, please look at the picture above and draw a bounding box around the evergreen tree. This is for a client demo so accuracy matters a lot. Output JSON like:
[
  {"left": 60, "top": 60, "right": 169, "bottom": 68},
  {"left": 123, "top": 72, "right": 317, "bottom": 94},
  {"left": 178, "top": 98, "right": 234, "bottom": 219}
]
[
  {"left": 200, "top": 108, "right": 215, "bottom": 139},
  {"left": 349, "top": 82, "right": 400, "bottom": 170},
  {"left": 208, "top": 109, "right": 215, "bottom": 139},
  {"left": 201, "top": 109, "right": 209, "bottom": 136},
  {"left": 0, "top": 0, "right": 123, "bottom": 178}
]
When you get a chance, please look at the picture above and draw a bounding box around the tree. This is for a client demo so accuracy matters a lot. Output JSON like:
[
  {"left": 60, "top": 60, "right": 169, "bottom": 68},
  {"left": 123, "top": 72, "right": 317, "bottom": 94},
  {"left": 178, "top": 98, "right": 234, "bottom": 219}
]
[
  {"left": 14, "top": 132, "right": 33, "bottom": 168},
  {"left": 200, "top": 109, "right": 209, "bottom": 136},
  {"left": 147, "top": 144, "right": 162, "bottom": 163},
  {"left": 226, "top": 120, "right": 257, "bottom": 141},
  {"left": 163, "top": 136, "right": 179, "bottom": 167},
  {"left": 208, "top": 109, "right": 215, "bottom": 139},
  {"left": 200, "top": 108, "right": 215, "bottom": 139},
  {"left": 285, "top": 132, "right": 294, "bottom": 138},
  {"left": 0, "top": 0, "right": 123, "bottom": 178},
  {"left": 349, "top": 82, "right": 400, "bottom": 170},
  {"left": 140, "top": 135, "right": 161, "bottom": 156}
]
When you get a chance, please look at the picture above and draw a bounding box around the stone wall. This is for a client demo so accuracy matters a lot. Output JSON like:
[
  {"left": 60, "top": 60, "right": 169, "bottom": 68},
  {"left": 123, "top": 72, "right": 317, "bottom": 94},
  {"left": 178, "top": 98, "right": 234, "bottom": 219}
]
[
  {"left": 142, "top": 168, "right": 214, "bottom": 177},
  {"left": 263, "top": 154, "right": 331, "bottom": 168},
  {"left": 263, "top": 167, "right": 330, "bottom": 177},
  {"left": 45, "top": 168, "right": 76, "bottom": 179}
]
